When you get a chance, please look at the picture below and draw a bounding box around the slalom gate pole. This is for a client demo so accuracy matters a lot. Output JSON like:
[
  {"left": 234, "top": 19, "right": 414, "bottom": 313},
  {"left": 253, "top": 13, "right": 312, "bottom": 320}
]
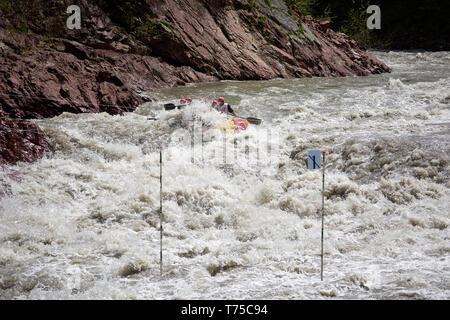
[
  {"left": 160, "top": 149, "right": 163, "bottom": 276},
  {"left": 223, "top": 132, "right": 227, "bottom": 165},
  {"left": 201, "top": 122, "right": 204, "bottom": 164},
  {"left": 321, "top": 151, "right": 326, "bottom": 281},
  {"left": 191, "top": 122, "right": 194, "bottom": 164}
]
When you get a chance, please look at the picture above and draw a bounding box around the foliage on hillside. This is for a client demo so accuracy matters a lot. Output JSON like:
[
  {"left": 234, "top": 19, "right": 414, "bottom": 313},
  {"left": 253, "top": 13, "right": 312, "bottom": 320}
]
[{"left": 283, "top": 0, "right": 449, "bottom": 50}]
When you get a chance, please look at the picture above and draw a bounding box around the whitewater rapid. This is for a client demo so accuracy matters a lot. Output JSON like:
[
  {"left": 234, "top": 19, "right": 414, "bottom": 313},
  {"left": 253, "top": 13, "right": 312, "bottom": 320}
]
[{"left": 0, "top": 51, "right": 449, "bottom": 299}]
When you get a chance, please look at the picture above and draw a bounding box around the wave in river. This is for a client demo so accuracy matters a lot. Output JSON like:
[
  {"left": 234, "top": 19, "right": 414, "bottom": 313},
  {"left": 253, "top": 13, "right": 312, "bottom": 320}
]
[{"left": 0, "top": 51, "right": 449, "bottom": 299}]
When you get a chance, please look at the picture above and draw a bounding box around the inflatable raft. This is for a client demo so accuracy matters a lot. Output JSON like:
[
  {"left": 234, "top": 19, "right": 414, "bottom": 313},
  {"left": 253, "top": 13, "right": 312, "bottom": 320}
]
[{"left": 218, "top": 120, "right": 249, "bottom": 132}]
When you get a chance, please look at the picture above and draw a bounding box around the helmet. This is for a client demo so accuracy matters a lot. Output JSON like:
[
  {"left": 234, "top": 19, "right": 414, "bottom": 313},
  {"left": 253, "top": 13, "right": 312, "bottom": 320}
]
[
  {"left": 218, "top": 97, "right": 225, "bottom": 102},
  {"left": 186, "top": 97, "right": 193, "bottom": 103},
  {"left": 212, "top": 100, "right": 217, "bottom": 105},
  {"left": 180, "top": 98, "right": 186, "bottom": 104}
]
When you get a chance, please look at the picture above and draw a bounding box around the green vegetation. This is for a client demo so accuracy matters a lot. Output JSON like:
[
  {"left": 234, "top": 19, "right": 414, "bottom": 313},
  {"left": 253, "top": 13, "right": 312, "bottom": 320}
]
[
  {"left": 287, "top": 26, "right": 304, "bottom": 40},
  {"left": 263, "top": 0, "right": 273, "bottom": 10},
  {"left": 246, "top": 0, "right": 255, "bottom": 11},
  {"left": 17, "top": 23, "right": 28, "bottom": 33},
  {"left": 284, "top": 0, "right": 317, "bottom": 17},
  {"left": 256, "top": 15, "right": 267, "bottom": 37},
  {"left": 282, "top": 0, "right": 449, "bottom": 50},
  {"left": 95, "top": 0, "right": 183, "bottom": 45},
  {"left": 0, "top": 0, "right": 11, "bottom": 12},
  {"left": 284, "top": 0, "right": 375, "bottom": 47},
  {"left": 134, "top": 19, "right": 160, "bottom": 39},
  {"left": 257, "top": 15, "right": 267, "bottom": 27},
  {"left": 133, "top": 18, "right": 183, "bottom": 44},
  {"left": 37, "top": 35, "right": 56, "bottom": 49},
  {"left": 296, "top": 23, "right": 304, "bottom": 39},
  {"left": 95, "top": 0, "right": 153, "bottom": 35},
  {"left": 338, "top": 2, "right": 372, "bottom": 48},
  {"left": 95, "top": 0, "right": 152, "bottom": 33},
  {"left": 1, "top": 0, "right": 445, "bottom": 51},
  {"left": 252, "top": 15, "right": 274, "bottom": 43},
  {"left": 1, "top": 0, "right": 70, "bottom": 37}
]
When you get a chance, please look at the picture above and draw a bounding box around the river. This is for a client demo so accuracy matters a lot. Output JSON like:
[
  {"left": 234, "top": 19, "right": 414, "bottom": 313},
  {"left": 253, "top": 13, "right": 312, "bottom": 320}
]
[{"left": 0, "top": 51, "right": 449, "bottom": 299}]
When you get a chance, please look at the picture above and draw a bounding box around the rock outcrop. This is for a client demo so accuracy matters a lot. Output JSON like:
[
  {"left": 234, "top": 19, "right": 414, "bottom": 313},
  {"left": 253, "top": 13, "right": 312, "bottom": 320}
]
[
  {"left": 0, "top": 29, "right": 213, "bottom": 120},
  {"left": 143, "top": 0, "right": 390, "bottom": 79},
  {"left": 0, "top": 0, "right": 391, "bottom": 166},
  {"left": 0, "top": 118, "right": 51, "bottom": 165}
]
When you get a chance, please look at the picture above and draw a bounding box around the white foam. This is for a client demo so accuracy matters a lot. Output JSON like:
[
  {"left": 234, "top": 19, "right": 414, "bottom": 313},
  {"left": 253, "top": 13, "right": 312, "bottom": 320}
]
[{"left": 1, "top": 51, "right": 449, "bottom": 299}]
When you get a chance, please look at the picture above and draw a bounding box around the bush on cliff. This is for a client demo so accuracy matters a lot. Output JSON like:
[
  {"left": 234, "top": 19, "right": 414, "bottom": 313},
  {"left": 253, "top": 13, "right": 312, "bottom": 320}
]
[{"left": 282, "top": 0, "right": 449, "bottom": 50}]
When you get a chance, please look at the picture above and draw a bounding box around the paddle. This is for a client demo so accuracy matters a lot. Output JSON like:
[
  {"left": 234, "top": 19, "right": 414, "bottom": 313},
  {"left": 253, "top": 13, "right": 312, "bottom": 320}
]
[
  {"left": 164, "top": 103, "right": 176, "bottom": 111},
  {"left": 164, "top": 102, "right": 262, "bottom": 125},
  {"left": 245, "top": 117, "right": 262, "bottom": 125},
  {"left": 235, "top": 116, "right": 262, "bottom": 125},
  {"left": 164, "top": 103, "right": 186, "bottom": 111}
]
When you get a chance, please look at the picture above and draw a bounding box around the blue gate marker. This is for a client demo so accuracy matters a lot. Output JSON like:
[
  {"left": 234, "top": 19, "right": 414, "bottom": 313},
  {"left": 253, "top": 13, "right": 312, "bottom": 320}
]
[
  {"left": 308, "top": 149, "right": 321, "bottom": 170},
  {"left": 307, "top": 149, "right": 328, "bottom": 281}
]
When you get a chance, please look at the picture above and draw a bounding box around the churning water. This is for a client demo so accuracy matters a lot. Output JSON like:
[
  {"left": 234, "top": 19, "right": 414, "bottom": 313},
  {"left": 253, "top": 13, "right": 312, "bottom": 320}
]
[{"left": 0, "top": 51, "right": 449, "bottom": 299}]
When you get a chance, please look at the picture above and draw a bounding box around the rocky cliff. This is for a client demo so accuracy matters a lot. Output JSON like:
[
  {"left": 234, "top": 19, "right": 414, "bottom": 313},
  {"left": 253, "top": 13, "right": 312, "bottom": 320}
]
[{"left": 0, "top": 0, "right": 390, "bottom": 166}]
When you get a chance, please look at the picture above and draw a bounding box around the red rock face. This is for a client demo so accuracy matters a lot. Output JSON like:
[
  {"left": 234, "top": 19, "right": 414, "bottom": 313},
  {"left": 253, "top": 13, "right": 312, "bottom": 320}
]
[
  {"left": 0, "top": 30, "right": 214, "bottom": 119},
  {"left": 0, "top": 28, "right": 214, "bottom": 166},
  {"left": 146, "top": 0, "right": 390, "bottom": 79},
  {"left": 0, "top": 119, "right": 51, "bottom": 166},
  {"left": 0, "top": 0, "right": 391, "bottom": 166}
]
